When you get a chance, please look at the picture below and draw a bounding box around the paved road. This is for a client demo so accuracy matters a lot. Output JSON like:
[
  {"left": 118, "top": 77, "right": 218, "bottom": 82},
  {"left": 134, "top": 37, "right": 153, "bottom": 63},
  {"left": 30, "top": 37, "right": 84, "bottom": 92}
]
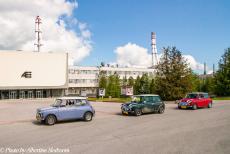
[{"left": 0, "top": 100, "right": 229, "bottom": 154}]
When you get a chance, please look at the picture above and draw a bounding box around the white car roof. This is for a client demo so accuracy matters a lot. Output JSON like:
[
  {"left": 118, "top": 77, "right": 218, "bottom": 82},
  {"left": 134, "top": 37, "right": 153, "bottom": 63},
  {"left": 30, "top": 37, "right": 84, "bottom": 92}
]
[
  {"left": 57, "top": 96, "right": 87, "bottom": 100},
  {"left": 134, "top": 94, "right": 159, "bottom": 97}
]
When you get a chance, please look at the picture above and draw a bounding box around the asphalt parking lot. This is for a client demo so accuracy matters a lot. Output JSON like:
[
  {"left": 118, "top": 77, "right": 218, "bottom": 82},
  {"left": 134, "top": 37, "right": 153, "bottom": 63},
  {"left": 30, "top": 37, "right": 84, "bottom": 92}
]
[{"left": 0, "top": 99, "right": 229, "bottom": 154}]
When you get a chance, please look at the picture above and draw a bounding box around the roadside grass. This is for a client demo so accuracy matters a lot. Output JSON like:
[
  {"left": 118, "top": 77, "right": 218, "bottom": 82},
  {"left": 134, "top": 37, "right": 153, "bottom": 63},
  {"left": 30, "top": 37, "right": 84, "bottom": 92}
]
[
  {"left": 88, "top": 97, "right": 131, "bottom": 103},
  {"left": 213, "top": 97, "right": 230, "bottom": 100}
]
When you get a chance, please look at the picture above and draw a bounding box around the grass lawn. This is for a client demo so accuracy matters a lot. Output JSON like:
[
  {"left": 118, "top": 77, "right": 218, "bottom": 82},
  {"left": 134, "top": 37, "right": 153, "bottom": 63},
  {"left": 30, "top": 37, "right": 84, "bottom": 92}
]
[
  {"left": 88, "top": 97, "right": 131, "bottom": 103},
  {"left": 213, "top": 97, "right": 230, "bottom": 100}
]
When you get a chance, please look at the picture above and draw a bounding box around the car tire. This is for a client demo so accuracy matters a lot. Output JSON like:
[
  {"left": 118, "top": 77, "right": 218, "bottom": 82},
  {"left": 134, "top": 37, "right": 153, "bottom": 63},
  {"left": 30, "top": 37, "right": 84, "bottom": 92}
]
[
  {"left": 178, "top": 106, "right": 181, "bottom": 109},
  {"left": 84, "top": 112, "right": 93, "bottom": 121},
  {"left": 208, "top": 102, "right": 212, "bottom": 108},
  {"left": 134, "top": 108, "right": 142, "bottom": 116},
  {"left": 158, "top": 106, "right": 165, "bottom": 114},
  {"left": 192, "top": 104, "right": 197, "bottom": 110},
  {"left": 45, "top": 115, "right": 56, "bottom": 125}
]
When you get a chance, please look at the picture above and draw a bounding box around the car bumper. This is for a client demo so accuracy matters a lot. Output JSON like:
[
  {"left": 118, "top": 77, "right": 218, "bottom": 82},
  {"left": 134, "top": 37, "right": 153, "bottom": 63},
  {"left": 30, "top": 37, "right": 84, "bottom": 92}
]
[
  {"left": 178, "top": 105, "right": 193, "bottom": 109},
  {"left": 36, "top": 113, "right": 45, "bottom": 121},
  {"left": 121, "top": 107, "right": 134, "bottom": 114}
]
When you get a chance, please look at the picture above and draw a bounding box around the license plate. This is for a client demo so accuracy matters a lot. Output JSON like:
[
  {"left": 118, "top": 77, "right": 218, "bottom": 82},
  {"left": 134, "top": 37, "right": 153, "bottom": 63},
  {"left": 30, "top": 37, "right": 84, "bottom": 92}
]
[
  {"left": 181, "top": 106, "right": 187, "bottom": 109},
  {"left": 123, "top": 111, "right": 128, "bottom": 115}
]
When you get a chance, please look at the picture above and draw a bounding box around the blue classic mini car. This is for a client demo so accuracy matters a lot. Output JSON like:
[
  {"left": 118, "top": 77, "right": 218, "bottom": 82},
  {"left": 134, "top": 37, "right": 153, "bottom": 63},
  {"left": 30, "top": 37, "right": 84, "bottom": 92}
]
[{"left": 36, "top": 97, "right": 95, "bottom": 125}]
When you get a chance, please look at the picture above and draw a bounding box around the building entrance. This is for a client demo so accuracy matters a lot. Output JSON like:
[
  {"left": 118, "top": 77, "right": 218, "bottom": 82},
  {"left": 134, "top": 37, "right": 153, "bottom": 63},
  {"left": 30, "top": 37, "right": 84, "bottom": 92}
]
[
  {"left": 36, "top": 90, "right": 43, "bottom": 98},
  {"left": 27, "top": 91, "right": 33, "bottom": 99},
  {"left": 9, "top": 91, "right": 17, "bottom": 99},
  {"left": 19, "top": 91, "right": 26, "bottom": 99}
]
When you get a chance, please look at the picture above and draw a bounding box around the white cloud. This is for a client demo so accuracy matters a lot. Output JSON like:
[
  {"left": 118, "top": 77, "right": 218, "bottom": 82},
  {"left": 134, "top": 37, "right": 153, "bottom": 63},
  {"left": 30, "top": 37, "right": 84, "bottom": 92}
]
[
  {"left": 183, "top": 55, "right": 203, "bottom": 71},
  {"left": 0, "top": 0, "right": 92, "bottom": 65},
  {"left": 114, "top": 42, "right": 152, "bottom": 68},
  {"left": 113, "top": 43, "right": 210, "bottom": 73}
]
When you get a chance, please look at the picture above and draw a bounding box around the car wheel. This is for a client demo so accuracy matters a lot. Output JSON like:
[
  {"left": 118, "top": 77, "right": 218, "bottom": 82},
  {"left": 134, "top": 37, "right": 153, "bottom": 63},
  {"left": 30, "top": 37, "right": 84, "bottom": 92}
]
[
  {"left": 178, "top": 105, "right": 181, "bottom": 109},
  {"left": 192, "top": 104, "right": 197, "bottom": 110},
  {"left": 158, "top": 106, "right": 165, "bottom": 114},
  {"left": 84, "top": 112, "right": 93, "bottom": 121},
  {"left": 45, "top": 115, "right": 56, "bottom": 125},
  {"left": 208, "top": 102, "right": 212, "bottom": 108},
  {"left": 134, "top": 108, "right": 142, "bottom": 116}
]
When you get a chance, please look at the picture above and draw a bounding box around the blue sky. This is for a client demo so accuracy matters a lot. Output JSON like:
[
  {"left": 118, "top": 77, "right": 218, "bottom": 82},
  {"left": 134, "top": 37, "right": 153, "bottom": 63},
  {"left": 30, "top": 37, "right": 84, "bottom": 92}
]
[{"left": 72, "top": 0, "right": 230, "bottom": 71}]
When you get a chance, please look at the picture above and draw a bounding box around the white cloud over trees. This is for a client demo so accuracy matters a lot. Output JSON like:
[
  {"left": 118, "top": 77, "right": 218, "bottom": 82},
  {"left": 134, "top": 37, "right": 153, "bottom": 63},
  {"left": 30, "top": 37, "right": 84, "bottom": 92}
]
[{"left": 113, "top": 42, "right": 208, "bottom": 73}]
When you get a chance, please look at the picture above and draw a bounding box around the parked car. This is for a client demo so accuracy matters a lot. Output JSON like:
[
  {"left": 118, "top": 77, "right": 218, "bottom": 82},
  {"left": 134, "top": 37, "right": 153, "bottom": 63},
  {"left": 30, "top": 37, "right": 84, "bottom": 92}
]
[
  {"left": 121, "top": 94, "right": 165, "bottom": 116},
  {"left": 178, "top": 92, "right": 213, "bottom": 110},
  {"left": 36, "top": 97, "right": 95, "bottom": 125}
]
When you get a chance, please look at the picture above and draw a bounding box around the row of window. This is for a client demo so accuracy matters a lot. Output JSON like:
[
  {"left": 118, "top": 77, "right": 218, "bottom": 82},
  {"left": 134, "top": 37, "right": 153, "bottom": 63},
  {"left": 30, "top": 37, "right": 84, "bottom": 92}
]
[
  {"left": 69, "top": 69, "right": 99, "bottom": 75},
  {"left": 69, "top": 69, "right": 154, "bottom": 76},
  {"left": 69, "top": 79, "right": 98, "bottom": 84}
]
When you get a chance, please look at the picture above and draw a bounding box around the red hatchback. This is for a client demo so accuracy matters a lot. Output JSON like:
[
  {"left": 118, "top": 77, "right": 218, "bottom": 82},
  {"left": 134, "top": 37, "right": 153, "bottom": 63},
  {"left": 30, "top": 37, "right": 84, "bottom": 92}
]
[{"left": 178, "top": 92, "right": 213, "bottom": 110}]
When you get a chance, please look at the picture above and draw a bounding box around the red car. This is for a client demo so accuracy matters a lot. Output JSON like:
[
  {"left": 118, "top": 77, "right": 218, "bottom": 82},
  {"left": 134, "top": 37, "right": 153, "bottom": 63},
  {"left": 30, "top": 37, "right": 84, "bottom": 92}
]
[{"left": 178, "top": 92, "right": 213, "bottom": 110}]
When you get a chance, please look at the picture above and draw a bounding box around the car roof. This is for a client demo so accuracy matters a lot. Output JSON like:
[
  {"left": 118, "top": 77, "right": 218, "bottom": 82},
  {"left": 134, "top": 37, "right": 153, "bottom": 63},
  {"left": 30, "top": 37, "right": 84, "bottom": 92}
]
[
  {"left": 57, "top": 96, "right": 87, "bottom": 100},
  {"left": 188, "top": 92, "right": 208, "bottom": 95},
  {"left": 134, "top": 94, "right": 159, "bottom": 97}
]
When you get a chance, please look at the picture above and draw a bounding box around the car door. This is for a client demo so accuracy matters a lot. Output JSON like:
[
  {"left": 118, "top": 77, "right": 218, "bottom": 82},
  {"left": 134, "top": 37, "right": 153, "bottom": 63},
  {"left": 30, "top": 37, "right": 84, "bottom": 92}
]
[
  {"left": 71, "top": 99, "right": 87, "bottom": 119},
  {"left": 142, "top": 96, "right": 155, "bottom": 113},
  {"left": 152, "top": 96, "right": 163, "bottom": 112},
  {"left": 58, "top": 99, "right": 77, "bottom": 120},
  {"left": 198, "top": 94, "right": 205, "bottom": 107}
]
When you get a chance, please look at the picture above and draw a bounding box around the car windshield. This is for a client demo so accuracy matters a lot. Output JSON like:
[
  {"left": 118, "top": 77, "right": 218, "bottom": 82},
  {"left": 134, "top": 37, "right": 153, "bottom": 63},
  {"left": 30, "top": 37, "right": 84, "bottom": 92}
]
[
  {"left": 132, "top": 96, "right": 160, "bottom": 103},
  {"left": 186, "top": 94, "right": 198, "bottom": 99},
  {"left": 52, "top": 99, "right": 63, "bottom": 107}
]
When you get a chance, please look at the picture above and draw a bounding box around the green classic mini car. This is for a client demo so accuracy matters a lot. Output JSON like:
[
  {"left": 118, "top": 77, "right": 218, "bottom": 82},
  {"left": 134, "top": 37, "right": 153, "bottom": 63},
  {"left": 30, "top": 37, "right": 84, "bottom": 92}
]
[{"left": 121, "top": 94, "right": 165, "bottom": 116}]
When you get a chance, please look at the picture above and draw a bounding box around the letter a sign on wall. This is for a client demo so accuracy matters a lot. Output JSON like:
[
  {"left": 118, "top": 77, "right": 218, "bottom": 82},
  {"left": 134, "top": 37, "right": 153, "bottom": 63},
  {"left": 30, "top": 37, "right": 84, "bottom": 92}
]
[{"left": 21, "top": 71, "right": 32, "bottom": 78}]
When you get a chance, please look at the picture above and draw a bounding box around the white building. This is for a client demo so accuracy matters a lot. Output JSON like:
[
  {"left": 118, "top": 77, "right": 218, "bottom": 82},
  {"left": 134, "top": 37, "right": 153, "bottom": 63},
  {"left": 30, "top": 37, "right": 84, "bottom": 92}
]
[
  {"left": 0, "top": 51, "right": 156, "bottom": 99},
  {"left": 0, "top": 51, "right": 68, "bottom": 99},
  {"left": 68, "top": 66, "right": 155, "bottom": 97}
]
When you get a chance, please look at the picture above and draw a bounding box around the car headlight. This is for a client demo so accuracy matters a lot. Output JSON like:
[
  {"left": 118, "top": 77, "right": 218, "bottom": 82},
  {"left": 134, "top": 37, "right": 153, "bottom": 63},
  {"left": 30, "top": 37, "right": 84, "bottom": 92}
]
[{"left": 186, "top": 100, "right": 192, "bottom": 105}]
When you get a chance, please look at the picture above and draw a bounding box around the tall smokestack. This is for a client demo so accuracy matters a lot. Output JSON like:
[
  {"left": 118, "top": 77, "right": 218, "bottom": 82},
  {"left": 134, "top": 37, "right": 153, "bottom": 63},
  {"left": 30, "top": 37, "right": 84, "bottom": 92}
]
[
  {"left": 213, "top": 64, "right": 215, "bottom": 75},
  {"left": 204, "top": 62, "right": 207, "bottom": 75},
  {"left": 151, "top": 32, "right": 158, "bottom": 67},
  {"left": 34, "top": 16, "right": 42, "bottom": 52}
]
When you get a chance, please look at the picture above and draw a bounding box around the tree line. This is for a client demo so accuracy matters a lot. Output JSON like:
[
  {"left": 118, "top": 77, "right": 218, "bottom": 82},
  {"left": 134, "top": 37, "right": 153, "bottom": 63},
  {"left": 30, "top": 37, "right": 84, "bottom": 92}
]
[{"left": 99, "top": 47, "right": 230, "bottom": 100}]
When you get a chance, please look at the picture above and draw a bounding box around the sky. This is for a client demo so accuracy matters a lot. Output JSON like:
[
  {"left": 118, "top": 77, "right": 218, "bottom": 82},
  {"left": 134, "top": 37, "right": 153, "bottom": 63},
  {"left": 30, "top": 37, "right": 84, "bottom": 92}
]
[{"left": 0, "top": 0, "right": 229, "bottom": 74}]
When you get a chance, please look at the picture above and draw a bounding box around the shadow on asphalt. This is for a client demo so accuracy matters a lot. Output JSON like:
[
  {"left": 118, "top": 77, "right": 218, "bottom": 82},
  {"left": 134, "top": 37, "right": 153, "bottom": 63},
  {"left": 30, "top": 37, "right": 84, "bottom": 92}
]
[{"left": 32, "top": 119, "right": 85, "bottom": 126}]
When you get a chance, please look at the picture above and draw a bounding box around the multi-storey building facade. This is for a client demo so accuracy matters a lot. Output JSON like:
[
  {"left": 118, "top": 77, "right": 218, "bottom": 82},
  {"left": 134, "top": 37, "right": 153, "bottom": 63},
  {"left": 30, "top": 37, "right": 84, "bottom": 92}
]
[{"left": 68, "top": 66, "right": 156, "bottom": 96}]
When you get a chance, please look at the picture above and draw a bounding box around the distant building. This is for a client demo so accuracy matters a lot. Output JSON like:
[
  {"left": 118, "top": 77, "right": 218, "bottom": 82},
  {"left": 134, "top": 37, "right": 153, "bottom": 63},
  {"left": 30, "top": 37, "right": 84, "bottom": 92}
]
[{"left": 68, "top": 66, "right": 156, "bottom": 97}]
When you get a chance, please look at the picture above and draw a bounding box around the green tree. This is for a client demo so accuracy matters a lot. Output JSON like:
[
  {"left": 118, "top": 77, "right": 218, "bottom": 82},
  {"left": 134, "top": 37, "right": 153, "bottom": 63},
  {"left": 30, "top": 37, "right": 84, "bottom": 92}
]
[
  {"left": 122, "top": 76, "right": 127, "bottom": 86},
  {"left": 140, "top": 73, "right": 150, "bottom": 94},
  {"left": 114, "top": 74, "right": 121, "bottom": 97},
  {"left": 128, "top": 76, "right": 135, "bottom": 87},
  {"left": 99, "top": 75, "right": 107, "bottom": 89},
  {"left": 149, "top": 78, "right": 156, "bottom": 94},
  {"left": 213, "top": 48, "right": 230, "bottom": 96},
  {"left": 155, "top": 46, "right": 194, "bottom": 100},
  {"left": 106, "top": 74, "right": 121, "bottom": 98},
  {"left": 134, "top": 76, "right": 141, "bottom": 94}
]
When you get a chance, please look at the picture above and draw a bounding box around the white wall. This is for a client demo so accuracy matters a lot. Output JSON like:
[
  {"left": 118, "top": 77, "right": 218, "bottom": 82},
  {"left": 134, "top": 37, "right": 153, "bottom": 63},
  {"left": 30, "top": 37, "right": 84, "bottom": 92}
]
[{"left": 0, "top": 51, "right": 68, "bottom": 89}]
